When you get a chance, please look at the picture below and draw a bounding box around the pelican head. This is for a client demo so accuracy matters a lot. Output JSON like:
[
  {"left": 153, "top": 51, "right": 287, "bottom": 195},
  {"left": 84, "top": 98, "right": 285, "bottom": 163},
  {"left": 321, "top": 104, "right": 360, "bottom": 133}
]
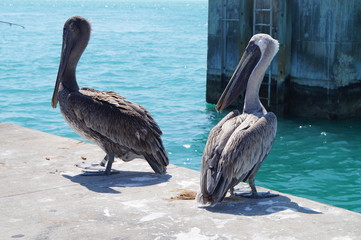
[
  {"left": 216, "top": 34, "right": 279, "bottom": 112},
  {"left": 51, "top": 16, "right": 91, "bottom": 108}
]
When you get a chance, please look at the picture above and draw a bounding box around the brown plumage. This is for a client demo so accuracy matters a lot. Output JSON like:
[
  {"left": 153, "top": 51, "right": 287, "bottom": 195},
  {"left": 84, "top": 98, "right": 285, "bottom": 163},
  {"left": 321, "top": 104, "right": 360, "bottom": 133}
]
[
  {"left": 51, "top": 16, "right": 168, "bottom": 175},
  {"left": 197, "top": 34, "right": 279, "bottom": 205}
]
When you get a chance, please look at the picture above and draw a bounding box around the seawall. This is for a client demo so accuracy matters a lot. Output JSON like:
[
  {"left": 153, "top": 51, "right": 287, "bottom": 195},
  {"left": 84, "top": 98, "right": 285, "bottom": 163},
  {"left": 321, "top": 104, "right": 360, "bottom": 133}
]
[{"left": 1, "top": 122, "right": 360, "bottom": 239}]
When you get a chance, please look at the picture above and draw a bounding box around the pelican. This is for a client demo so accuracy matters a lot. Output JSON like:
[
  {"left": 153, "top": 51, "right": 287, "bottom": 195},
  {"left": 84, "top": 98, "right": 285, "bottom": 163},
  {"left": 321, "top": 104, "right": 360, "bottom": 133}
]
[
  {"left": 197, "top": 34, "right": 279, "bottom": 205},
  {"left": 51, "top": 16, "right": 168, "bottom": 175}
]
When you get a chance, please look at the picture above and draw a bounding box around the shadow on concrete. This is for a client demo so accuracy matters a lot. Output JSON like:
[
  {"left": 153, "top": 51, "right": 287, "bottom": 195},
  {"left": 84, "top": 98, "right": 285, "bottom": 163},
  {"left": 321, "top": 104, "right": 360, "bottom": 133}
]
[
  {"left": 62, "top": 171, "right": 171, "bottom": 194},
  {"left": 202, "top": 193, "right": 322, "bottom": 216}
]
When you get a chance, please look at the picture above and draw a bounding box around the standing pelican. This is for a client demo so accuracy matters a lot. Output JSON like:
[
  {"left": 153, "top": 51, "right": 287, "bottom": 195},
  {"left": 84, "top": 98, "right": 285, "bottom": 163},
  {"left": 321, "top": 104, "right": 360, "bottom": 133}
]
[
  {"left": 197, "top": 34, "right": 279, "bottom": 205},
  {"left": 51, "top": 16, "right": 168, "bottom": 175}
]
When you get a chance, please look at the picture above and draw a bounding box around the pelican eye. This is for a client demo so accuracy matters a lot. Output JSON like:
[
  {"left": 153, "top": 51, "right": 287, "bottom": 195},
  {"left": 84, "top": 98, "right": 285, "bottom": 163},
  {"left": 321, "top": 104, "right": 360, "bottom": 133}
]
[
  {"left": 247, "top": 41, "right": 258, "bottom": 52},
  {"left": 69, "top": 22, "right": 77, "bottom": 32}
]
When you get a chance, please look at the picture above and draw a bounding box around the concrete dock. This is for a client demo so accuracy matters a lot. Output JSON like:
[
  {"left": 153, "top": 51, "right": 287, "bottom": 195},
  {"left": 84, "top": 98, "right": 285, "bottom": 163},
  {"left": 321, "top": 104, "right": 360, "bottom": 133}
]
[{"left": 1, "top": 122, "right": 360, "bottom": 239}]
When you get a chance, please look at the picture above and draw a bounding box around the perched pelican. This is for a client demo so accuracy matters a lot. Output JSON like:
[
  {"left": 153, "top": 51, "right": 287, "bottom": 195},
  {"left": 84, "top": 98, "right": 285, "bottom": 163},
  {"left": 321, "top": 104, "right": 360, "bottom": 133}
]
[
  {"left": 51, "top": 16, "right": 168, "bottom": 175},
  {"left": 197, "top": 34, "right": 279, "bottom": 205}
]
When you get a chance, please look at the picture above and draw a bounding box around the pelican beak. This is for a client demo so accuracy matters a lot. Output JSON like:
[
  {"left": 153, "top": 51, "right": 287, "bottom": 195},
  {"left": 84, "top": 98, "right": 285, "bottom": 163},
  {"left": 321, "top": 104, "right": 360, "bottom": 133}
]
[
  {"left": 215, "top": 42, "right": 261, "bottom": 112},
  {"left": 51, "top": 32, "right": 72, "bottom": 108}
]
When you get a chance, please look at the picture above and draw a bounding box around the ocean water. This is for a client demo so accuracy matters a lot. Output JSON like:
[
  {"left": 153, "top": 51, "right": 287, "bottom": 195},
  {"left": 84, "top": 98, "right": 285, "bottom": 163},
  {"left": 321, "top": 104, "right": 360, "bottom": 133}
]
[{"left": 1, "top": 0, "right": 360, "bottom": 213}]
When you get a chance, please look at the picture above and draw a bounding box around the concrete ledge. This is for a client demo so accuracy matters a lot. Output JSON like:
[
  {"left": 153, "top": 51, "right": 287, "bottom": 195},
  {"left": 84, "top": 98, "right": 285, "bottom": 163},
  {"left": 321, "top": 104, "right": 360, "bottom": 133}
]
[{"left": 1, "top": 122, "right": 360, "bottom": 239}]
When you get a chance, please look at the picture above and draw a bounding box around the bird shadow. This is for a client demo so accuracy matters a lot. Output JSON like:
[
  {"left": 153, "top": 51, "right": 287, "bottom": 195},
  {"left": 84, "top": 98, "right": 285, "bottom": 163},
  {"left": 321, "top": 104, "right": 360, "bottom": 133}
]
[
  {"left": 201, "top": 193, "right": 322, "bottom": 216},
  {"left": 62, "top": 170, "right": 171, "bottom": 194}
]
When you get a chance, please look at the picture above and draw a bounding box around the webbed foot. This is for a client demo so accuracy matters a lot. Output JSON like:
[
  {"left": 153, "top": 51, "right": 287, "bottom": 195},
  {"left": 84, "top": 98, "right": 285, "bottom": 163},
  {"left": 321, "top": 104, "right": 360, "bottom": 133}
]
[
  {"left": 80, "top": 169, "right": 120, "bottom": 176},
  {"left": 233, "top": 191, "right": 279, "bottom": 199},
  {"left": 75, "top": 163, "right": 119, "bottom": 176}
]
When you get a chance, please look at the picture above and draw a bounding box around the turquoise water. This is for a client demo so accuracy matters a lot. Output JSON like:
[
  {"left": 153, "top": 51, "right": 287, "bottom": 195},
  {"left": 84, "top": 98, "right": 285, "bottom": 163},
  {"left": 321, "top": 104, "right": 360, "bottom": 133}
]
[{"left": 1, "top": 0, "right": 360, "bottom": 213}]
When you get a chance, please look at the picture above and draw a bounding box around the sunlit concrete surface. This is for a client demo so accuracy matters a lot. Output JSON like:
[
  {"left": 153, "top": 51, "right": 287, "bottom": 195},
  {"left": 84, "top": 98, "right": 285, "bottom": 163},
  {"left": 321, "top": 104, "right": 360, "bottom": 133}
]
[{"left": 1, "top": 122, "right": 360, "bottom": 239}]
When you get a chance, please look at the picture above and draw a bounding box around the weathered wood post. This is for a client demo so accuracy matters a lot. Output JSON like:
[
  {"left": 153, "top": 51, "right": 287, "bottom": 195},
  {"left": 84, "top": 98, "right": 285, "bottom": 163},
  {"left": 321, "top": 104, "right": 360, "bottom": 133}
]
[
  {"left": 273, "top": 0, "right": 292, "bottom": 114},
  {"left": 206, "top": 0, "right": 253, "bottom": 108}
]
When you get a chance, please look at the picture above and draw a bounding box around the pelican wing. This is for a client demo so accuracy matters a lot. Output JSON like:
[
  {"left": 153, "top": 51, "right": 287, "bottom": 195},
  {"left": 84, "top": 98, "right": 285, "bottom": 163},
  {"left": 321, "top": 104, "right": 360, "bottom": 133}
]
[
  {"left": 198, "top": 112, "right": 276, "bottom": 204},
  {"left": 199, "top": 110, "right": 241, "bottom": 203},
  {"left": 67, "top": 87, "right": 168, "bottom": 173},
  {"left": 220, "top": 112, "right": 276, "bottom": 180},
  {"left": 203, "top": 110, "right": 241, "bottom": 164}
]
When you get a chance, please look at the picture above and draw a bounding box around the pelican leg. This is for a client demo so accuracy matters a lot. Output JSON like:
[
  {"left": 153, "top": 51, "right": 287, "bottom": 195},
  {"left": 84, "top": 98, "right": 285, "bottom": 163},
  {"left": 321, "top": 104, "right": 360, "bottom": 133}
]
[
  {"left": 240, "top": 161, "right": 278, "bottom": 198},
  {"left": 76, "top": 153, "right": 119, "bottom": 176},
  {"left": 104, "top": 153, "right": 114, "bottom": 175},
  {"left": 231, "top": 177, "right": 278, "bottom": 199},
  {"left": 248, "top": 176, "right": 278, "bottom": 199},
  {"left": 99, "top": 155, "right": 108, "bottom": 167},
  {"left": 249, "top": 177, "right": 259, "bottom": 198},
  {"left": 75, "top": 155, "right": 107, "bottom": 169},
  {"left": 230, "top": 187, "right": 235, "bottom": 196}
]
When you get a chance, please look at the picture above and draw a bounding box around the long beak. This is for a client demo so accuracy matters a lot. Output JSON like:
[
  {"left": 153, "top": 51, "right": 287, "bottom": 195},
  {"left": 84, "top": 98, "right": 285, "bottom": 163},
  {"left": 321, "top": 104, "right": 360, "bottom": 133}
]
[
  {"left": 51, "top": 35, "right": 72, "bottom": 108},
  {"left": 215, "top": 43, "right": 261, "bottom": 112}
]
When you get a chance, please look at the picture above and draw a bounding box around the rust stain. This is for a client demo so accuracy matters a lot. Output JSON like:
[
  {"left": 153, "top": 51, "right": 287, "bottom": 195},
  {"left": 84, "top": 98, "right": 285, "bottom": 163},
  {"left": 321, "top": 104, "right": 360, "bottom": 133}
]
[{"left": 164, "top": 189, "right": 197, "bottom": 201}]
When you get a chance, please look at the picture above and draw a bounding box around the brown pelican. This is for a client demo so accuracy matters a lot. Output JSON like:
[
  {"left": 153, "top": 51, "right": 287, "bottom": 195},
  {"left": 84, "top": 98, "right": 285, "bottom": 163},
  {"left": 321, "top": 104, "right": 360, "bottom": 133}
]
[
  {"left": 197, "top": 34, "right": 279, "bottom": 205},
  {"left": 51, "top": 16, "right": 168, "bottom": 175}
]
